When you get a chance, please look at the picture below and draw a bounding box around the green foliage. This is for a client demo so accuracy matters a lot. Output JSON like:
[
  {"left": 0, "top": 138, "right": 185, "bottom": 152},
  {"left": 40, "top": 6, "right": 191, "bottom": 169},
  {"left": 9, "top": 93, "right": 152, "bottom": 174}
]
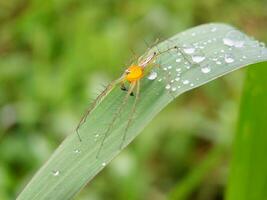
[
  {"left": 16, "top": 24, "right": 267, "bottom": 200},
  {"left": 1, "top": 1, "right": 267, "bottom": 200},
  {"left": 226, "top": 62, "right": 267, "bottom": 200}
]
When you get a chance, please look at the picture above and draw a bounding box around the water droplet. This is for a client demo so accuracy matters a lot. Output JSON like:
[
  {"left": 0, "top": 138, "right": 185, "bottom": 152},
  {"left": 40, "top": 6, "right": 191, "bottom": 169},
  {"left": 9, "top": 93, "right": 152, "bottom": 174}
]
[
  {"left": 176, "top": 58, "right": 181, "bottom": 63},
  {"left": 183, "top": 80, "right": 189, "bottom": 85},
  {"left": 216, "top": 61, "right": 222, "bottom": 65},
  {"left": 190, "top": 83, "right": 194, "bottom": 87},
  {"left": 259, "top": 42, "right": 266, "bottom": 48},
  {"left": 147, "top": 71, "right": 158, "bottom": 80},
  {"left": 165, "top": 84, "right": 171, "bottom": 90},
  {"left": 224, "top": 54, "right": 234, "bottom": 63},
  {"left": 183, "top": 47, "right": 195, "bottom": 54},
  {"left": 167, "top": 65, "right": 172, "bottom": 69},
  {"left": 171, "top": 87, "right": 177, "bottom": 92},
  {"left": 223, "top": 38, "right": 235, "bottom": 47},
  {"left": 234, "top": 41, "right": 244, "bottom": 48},
  {"left": 223, "top": 30, "right": 246, "bottom": 48},
  {"left": 192, "top": 55, "right": 206, "bottom": 63},
  {"left": 211, "top": 27, "right": 217, "bottom": 32},
  {"left": 175, "top": 77, "right": 180, "bottom": 81},
  {"left": 176, "top": 68, "right": 181, "bottom": 72},
  {"left": 102, "top": 162, "right": 106, "bottom": 167},
  {"left": 201, "top": 66, "right": 211, "bottom": 73},
  {"left": 52, "top": 170, "right": 60, "bottom": 176},
  {"left": 74, "top": 149, "right": 81, "bottom": 154}
]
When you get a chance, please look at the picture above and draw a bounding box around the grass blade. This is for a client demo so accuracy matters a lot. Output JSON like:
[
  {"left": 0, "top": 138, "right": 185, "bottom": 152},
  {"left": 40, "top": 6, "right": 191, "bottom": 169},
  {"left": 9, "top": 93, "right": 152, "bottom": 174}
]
[
  {"left": 226, "top": 62, "right": 267, "bottom": 200},
  {"left": 17, "top": 23, "right": 267, "bottom": 200},
  {"left": 169, "top": 146, "right": 224, "bottom": 200}
]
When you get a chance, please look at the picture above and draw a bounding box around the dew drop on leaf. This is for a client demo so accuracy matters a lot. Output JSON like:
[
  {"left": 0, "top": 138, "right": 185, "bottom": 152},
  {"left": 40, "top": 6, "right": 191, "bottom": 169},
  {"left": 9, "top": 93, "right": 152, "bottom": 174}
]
[
  {"left": 147, "top": 71, "right": 158, "bottom": 80},
  {"left": 183, "top": 80, "right": 190, "bottom": 85},
  {"left": 201, "top": 66, "right": 211, "bottom": 73},
  {"left": 52, "top": 170, "right": 60, "bottom": 176},
  {"left": 224, "top": 54, "right": 235, "bottom": 63},
  {"left": 165, "top": 84, "right": 171, "bottom": 90},
  {"left": 192, "top": 55, "right": 206, "bottom": 63}
]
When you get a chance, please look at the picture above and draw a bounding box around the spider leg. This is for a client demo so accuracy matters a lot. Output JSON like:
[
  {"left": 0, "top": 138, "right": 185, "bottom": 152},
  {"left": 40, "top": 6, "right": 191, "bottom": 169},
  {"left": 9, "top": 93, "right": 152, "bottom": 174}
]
[
  {"left": 76, "top": 76, "right": 124, "bottom": 142},
  {"left": 96, "top": 82, "right": 136, "bottom": 158},
  {"left": 120, "top": 80, "right": 140, "bottom": 149}
]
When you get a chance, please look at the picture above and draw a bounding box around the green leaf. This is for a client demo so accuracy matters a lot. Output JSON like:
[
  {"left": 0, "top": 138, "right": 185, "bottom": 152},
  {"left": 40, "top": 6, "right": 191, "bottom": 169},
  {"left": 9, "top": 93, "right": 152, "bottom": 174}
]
[
  {"left": 169, "top": 146, "right": 224, "bottom": 200},
  {"left": 226, "top": 62, "right": 267, "bottom": 200},
  {"left": 17, "top": 23, "right": 267, "bottom": 200}
]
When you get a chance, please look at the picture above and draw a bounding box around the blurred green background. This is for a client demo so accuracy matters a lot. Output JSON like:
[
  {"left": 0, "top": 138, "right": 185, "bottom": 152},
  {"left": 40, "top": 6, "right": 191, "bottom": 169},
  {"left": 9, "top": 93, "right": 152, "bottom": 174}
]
[{"left": 0, "top": 0, "right": 266, "bottom": 200}]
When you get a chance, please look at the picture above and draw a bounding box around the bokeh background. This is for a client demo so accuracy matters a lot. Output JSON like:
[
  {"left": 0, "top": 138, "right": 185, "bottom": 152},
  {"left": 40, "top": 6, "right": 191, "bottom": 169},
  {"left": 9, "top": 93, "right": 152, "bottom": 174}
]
[{"left": 0, "top": 0, "right": 267, "bottom": 199}]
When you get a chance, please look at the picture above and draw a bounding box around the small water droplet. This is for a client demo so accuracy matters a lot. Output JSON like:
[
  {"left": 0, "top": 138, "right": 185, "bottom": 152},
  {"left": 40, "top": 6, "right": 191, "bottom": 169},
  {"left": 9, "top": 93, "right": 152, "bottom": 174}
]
[
  {"left": 52, "top": 170, "right": 60, "bottom": 176},
  {"left": 192, "top": 55, "right": 206, "bottom": 63},
  {"left": 183, "top": 47, "right": 195, "bottom": 54},
  {"left": 167, "top": 65, "right": 172, "bottom": 69},
  {"left": 176, "top": 58, "right": 181, "bottom": 63},
  {"left": 74, "top": 149, "right": 81, "bottom": 154},
  {"left": 102, "top": 162, "right": 106, "bottom": 167},
  {"left": 211, "top": 27, "right": 217, "bottom": 32},
  {"left": 190, "top": 83, "right": 194, "bottom": 87},
  {"left": 216, "top": 61, "right": 222, "bottom": 65},
  {"left": 201, "top": 66, "right": 211, "bottom": 73},
  {"left": 147, "top": 71, "right": 158, "bottom": 80},
  {"left": 165, "top": 84, "right": 171, "bottom": 90},
  {"left": 171, "top": 87, "right": 177, "bottom": 92},
  {"left": 224, "top": 54, "right": 234, "bottom": 63},
  {"left": 183, "top": 80, "right": 189, "bottom": 85},
  {"left": 175, "top": 77, "right": 180, "bottom": 81}
]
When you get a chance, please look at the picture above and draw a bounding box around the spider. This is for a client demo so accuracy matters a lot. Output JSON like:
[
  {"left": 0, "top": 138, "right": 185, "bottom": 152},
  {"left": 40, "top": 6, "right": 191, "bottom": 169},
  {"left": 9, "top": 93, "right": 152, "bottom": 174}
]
[{"left": 76, "top": 44, "right": 182, "bottom": 157}]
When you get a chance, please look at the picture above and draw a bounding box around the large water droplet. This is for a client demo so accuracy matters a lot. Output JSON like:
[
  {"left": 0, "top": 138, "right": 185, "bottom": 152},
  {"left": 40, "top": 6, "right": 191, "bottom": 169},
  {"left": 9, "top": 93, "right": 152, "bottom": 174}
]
[
  {"left": 223, "top": 38, "right": 235, "bottom": 47},
  {"left": 192, "top": 55, "right": 206, "bottom": 63},
  {"left": 223, "top": 30, "right": 246, "bottom": 48},
  {"left": 183, "top": 47, "right": 195, "bottom": 54},
  {"left": 147, "top": 71, "right": 158, "bottom": 80}
]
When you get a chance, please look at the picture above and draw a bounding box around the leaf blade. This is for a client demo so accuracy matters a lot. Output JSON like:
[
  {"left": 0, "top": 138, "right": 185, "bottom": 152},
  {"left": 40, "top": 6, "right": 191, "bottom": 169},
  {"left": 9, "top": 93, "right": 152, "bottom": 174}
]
[
  {"left": 17, "top": 23, "right": 267, "bottom": 200},
  {"left": 226, "top": 62, "right": 267, "bottom": 200}
]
